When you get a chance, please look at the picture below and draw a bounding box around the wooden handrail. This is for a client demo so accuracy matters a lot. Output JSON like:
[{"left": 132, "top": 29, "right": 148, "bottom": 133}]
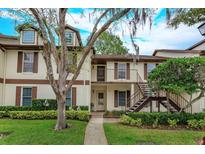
[{"left": 167, "top": 92, "right": 192, "bottom": 113}]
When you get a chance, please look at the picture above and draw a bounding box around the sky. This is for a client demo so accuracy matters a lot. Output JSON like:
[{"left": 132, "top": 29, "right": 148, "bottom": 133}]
[{"left": 0, "top": 8, "right": 204, "bottom": 55}]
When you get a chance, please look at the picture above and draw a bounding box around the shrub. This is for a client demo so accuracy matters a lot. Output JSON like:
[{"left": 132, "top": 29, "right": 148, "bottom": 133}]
[
  {"left": 120, "top": 115, "right": 142, "bottom": 127},
  {"left": 168, "top": 118, "right": 179, "bottom": 128},
  {"left": 199, "top": 119, "right": 205, "bottom": 129},
  {"left": 187, "top": 119, "right": 200, "bottom": 129},
  {"left": 134, "top": 118, "right": 142, "bottom": 127},
  {"left": 152, "top": 118, "right": 159, "bottom": 128},
  {"left": 0, "top": 111, "right": 6, "bottom": 118},
  {"left": 128, "top": 112, "right": 205, "bottom": 125},
  {"left": 32, "top": 99, "right": 57, "bottom": 110},
  {"left": 76, "top": 111, "right": 90, "bottom": 121},
  {"left": 7, "top": 110, "right": 90, "bottom": 121},
  {"left": 78, "top": 106, "right": 89, "bottom": 111},
  {"left": 120, "top": 115, "right": 132, "bottom": 125},
  {"left": 0, "top": 106, "right": 32, "bottom": 111}
]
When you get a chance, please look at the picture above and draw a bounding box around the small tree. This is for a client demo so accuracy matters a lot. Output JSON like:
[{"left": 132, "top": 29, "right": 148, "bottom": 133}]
[
  {"left": 148, "top": 57, "right": 205, "bottom": 111},
  {"left": 94, "top": 31, "right": 128, "bottom": 55}
]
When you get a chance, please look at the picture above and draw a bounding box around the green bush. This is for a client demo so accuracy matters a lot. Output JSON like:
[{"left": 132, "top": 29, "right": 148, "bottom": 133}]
[
  {"left": 7, "top": 110, "right": 90, "bottom": 121},
  {"left": 199, "top": 119, "right": 205, "bottom": 129},
  {"left": 128, "top": 112, "right": 205, "bottom": 125},
  {"left": 32, "top": 99, "right": 58, "bottom": 110},
  {"left": 187, "top": 119, "right": 199, "bottom": 129},
  {"left": 120, "top": 115, "right": 132, "bottom": 125},
  {"left": 168, "top": 118, "right": 179, "bottom": 128},
  {"left": 120, "top": 115, "right": 142, "bottom": 127},
  {"left": 0, "top": 111, "right": 6, "bottom": 118},
  {"left": 0, "top": 106, "right": 32, "bottom": 111}
]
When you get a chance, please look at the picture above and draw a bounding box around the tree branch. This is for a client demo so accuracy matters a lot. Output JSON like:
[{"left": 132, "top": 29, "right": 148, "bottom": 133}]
[{"left": 65, "top": 8, "right": 131, "bottom": 90}]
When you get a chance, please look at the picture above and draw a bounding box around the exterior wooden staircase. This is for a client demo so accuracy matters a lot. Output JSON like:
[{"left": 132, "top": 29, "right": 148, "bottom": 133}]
[{"left": 126, "top": 72, "right": 192, "bottom": 113}]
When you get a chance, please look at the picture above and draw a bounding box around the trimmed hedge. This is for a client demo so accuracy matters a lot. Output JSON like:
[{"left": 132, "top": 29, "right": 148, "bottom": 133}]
[
  {"left": 0, "top": 110, "right": 90, "bottom": 121},
  {"left": 0, "top": 99, "right": 89, "bottom": 111},
  {"left": 128, "top": 112, "right": 205, "bottom": 125}
]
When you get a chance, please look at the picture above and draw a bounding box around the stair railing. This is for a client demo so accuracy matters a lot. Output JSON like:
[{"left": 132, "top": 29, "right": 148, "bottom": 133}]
[{"left": 167, "top": 92, "right": 192, "bottom": 113}]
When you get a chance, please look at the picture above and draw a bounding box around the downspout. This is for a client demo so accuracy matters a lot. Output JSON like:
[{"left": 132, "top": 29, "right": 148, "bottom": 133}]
[{"left": 2, "top": 50, "right": 7, "bottom": 105}]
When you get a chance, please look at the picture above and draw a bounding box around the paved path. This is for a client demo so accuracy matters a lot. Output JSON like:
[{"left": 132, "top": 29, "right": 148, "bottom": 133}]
[{"left": 84, "top": 112, "right": 108, "bottom": 145}]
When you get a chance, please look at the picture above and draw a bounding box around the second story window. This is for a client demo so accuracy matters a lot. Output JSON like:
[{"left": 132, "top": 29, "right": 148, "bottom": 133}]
[
  {"left": 147, "top": 63, "right": 156, "bottom": 74},
  {"left": 23, "top": 53, "right": 34, "bottom": 72},
  {"left": 22, "top": 30, "right": 35, "bottom": 44},
  {"left": 65, "top": 32, "right": 74, "bottom": 45},
  {"left": 118, "top": 63, "right": 126, "bottom": 79}
]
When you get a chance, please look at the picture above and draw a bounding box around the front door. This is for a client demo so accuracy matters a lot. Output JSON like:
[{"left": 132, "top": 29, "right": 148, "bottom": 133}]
[{"left": 96, "top": 91, "right": 105, "bottom": 111}]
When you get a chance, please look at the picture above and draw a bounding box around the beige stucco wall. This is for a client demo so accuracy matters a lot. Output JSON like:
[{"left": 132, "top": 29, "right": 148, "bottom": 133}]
[
  {"left": 106, "top": 84, "right": 131, "bottom": 111},
  {"left": 92, "top": 61, "right": 159, "bottom": 82},
  {"left": 0, "top": 50, "right": 4, "bottom": 78},
  {"left": 191, "top": 42, "right": 205, "bottom": 50},
  {"left": 155, "top": 52, "right": 199, "bottom": 58},
  {"left": 5, "top": 49, "right": 92, "bottom": 81},
  {"left": 4, "top": 84, "right": 90, "bottom": 107}
]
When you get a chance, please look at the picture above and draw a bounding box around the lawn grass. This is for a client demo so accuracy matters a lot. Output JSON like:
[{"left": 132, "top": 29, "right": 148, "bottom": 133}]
[
  {"left": 104, "top": 123, "right": 205, "bottom": 145},
  {"left": 0, "top": 119, "right": 87, "bottom": 145}
]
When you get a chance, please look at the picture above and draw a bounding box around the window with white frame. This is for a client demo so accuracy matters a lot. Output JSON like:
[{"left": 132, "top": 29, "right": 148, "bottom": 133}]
[
  {"left": 23, "top": 52, "right": 34, "bottom": 72},
  {"left": 65, "top": 31, "right": 74, "bottom": 45},
  {"left": 22, "top": 87, "right": 32, "bottom": 106},
  {"left": 22, "top": 30, "right": 35, "bottom": 44},
  {"left": 118, "top": 91, "right": 126, "bottom": 106},
  {"left": 66, "top": 89, "right": 72, "bottom": 106},
  {"left": 118, "top": 63, "right": 126, "bottom": 79}
]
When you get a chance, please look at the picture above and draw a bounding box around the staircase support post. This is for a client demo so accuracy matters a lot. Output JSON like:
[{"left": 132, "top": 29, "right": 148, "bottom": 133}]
[{"left": 150, "top": 101, "right": 153, "bottom": 112}]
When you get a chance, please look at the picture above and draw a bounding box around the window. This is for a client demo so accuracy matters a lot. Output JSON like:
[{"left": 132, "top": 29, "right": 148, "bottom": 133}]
[
  {"left": 22, "top": 88, "right": 32, "bottom": 106},
  {"left": 66, "top": 89, "right": 72, "bottom": 106},
  {"left": 118, "top": 91, "right": 126, "bottom": 106},
  {"left": 147, "top": 63, "right": 156, "bottom": 75},
  {"left": 23, "top": 53, "right": 34, "bottom": 72},
  {"left": 65, "top": 32, "right": 74, "bottom": 45},
  {"left": 118, "top": 63, "right": 126, "bottom": 79},
  {"left": 22, "top": 30, "right": 35, "bottom": 44}
]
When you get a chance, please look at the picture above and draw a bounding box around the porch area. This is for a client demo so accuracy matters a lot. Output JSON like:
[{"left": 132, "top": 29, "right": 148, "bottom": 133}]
[{"left": 91, "top": 82, "right": 167, "bottom": 112}]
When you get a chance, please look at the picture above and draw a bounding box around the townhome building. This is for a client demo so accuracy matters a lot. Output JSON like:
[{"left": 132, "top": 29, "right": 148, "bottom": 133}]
[{"left": 0, "top": 25, "right": 205, "bottom": 113}]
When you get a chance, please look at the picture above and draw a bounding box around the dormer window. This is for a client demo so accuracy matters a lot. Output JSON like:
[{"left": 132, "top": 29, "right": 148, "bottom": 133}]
[
  {"left": 22, "top": 30, "right": 35, "bottom": 44},
  {"left": 65, "top": 31, "right": 74, "bottom": 45}
]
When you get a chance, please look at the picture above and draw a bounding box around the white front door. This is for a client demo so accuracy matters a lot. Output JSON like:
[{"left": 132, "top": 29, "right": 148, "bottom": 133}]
[{"left": 96, "top": 91, "right": 105, "bottom": 111}]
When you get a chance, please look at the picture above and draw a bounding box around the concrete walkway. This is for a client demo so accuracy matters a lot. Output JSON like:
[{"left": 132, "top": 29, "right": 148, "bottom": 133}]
[{"left": 84, "top": 112, "right": 108, "bottom": 145}]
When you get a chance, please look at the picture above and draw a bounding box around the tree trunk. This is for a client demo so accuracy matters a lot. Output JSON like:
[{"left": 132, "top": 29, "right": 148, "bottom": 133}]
[{"left": 55, "top": 95, "right": 67, "bottom": 130}]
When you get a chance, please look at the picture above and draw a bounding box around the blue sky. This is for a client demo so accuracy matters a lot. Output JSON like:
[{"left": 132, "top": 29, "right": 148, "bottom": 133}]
[{"left": 0, "top": 8, "right": 204, "bottom": 55}]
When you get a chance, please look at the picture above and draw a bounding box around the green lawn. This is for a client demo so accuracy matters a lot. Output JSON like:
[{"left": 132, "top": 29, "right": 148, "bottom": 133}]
[
  {"left": 104, "top": 123, "right": 205, "bottom": 145},
  {"left": 0, "top": 119, "right": 87, "bottom": 145}
]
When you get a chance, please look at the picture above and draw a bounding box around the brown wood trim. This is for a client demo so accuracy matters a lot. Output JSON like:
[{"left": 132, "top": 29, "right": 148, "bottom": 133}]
[
  {"left": 0, "top": 78, "right": 3, "bottom": 83},
  {"left": 5, "top": 79, "right": 85, "bottom": 85},
  {"left": 85, "top": 80, "right": 90, "bottom": 85},
  {"left": 32, "top": 87, "right": 37, "bottom": 99},
  {"left": 126, "top": 63, "right": 130, "bottom": 80},
  {"left": 17, "top": 52, "right": 23, "bottom": 73},
  {"left": 33, "top": 52, "right": 38, "bottom": 73},
  {"left": 72, "top": 87, "right": 77, "bottom": 106},
  {"left": 114, "top": 63, "right": 118, "bottom": 80},
  {"left": 127, "top": 90, "right": 131, "bottom": 107},
  {"left": 91, "top": 81, "right": 138, "bottom": 84},
  {"left": 15, "top": 86, "right": 21, "bottom": 106},
  {"left": 114, "top": 90, "right": 118, "bottom": 107},
  {"left": 144, "top": 63, "right": 147, "bottom": 80}
]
